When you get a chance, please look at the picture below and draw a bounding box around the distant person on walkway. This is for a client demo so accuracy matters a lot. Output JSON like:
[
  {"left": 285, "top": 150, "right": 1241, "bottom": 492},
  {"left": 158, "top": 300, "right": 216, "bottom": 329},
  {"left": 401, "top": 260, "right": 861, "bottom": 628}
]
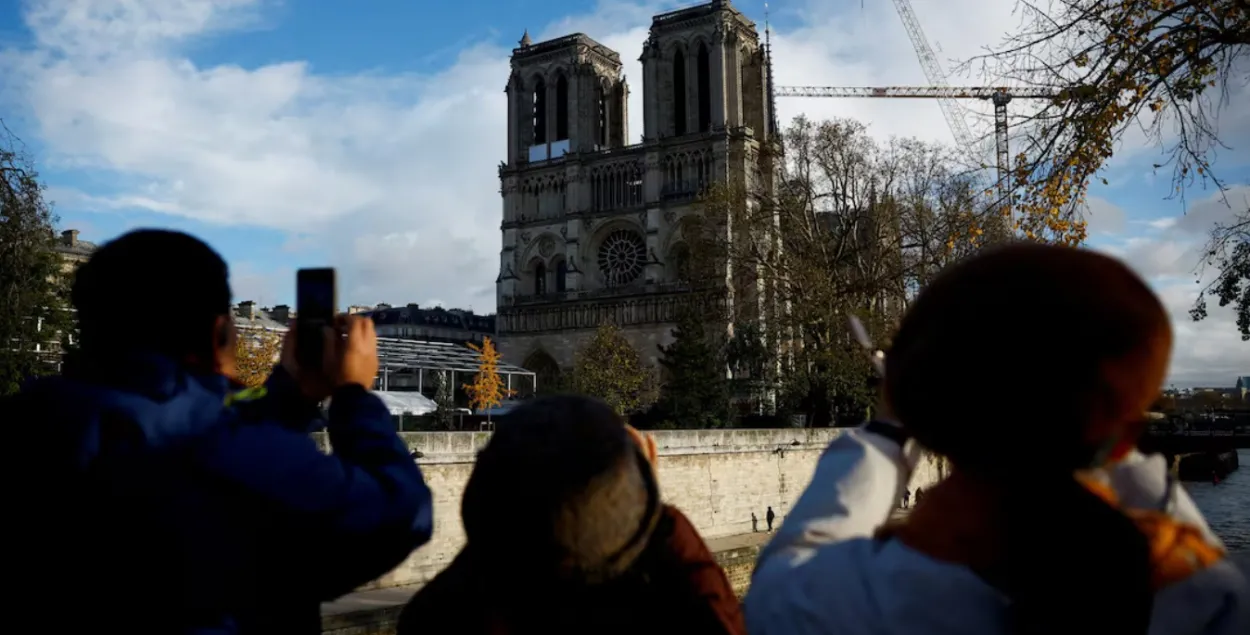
[
  {"left": 5, "top": 230, "right": 434, "bottom": 635},
  {"left": 901, "top": 488, "right": 911, "bottom": 509},
  {"left": 766, "top": 506, "right": 776, "bottom": 532},
  {"left": 914, "top": 487, "right": 925, "bottom": 505},
  {"left": 397, "top": 395, "right": 745, "bottom": 635},
  {"left": 745, "top": 244, "right": 1248, "bottom": 635},
  {"left": 752, "top": 512, "right": 760, "bottom": 532}
]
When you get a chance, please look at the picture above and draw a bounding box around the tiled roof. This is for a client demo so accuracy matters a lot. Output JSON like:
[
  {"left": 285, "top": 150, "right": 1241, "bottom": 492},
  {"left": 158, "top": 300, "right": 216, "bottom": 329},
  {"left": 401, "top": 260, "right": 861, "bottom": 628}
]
[
  {"left": 367, "top": 305, "right": 495, "bottom": 333},
  {"left": 377, "top": 337, "right": 533, "bottom": 376},
  {"left": 235, "top": 314, "right": 289, "bottom": 331}
]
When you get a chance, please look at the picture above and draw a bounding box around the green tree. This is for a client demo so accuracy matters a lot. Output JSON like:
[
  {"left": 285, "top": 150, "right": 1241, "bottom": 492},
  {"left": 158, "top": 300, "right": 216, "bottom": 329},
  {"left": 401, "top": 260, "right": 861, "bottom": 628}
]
[
  {"left": 571, "top": 323, "right": 650, "bottom": 416},
  {"left": 1, "top": 122, "right": 72, "bottom": 395},
  {"left": 432, "top": 370, "right": 456, "bottom": 430},
  {"left": 656, "top": 308, "right": 731, "bottom": 428},
  {"left": 979, "top": 0, "right": 1249, "bottom": 335}
]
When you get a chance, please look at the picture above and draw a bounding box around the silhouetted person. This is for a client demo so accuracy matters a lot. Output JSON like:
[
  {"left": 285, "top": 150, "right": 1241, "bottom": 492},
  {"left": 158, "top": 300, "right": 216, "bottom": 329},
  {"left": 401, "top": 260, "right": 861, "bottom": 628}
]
[
  {"left": 752, "top": 512, "right": 759, "bottom": 532},
  {"left": 747, "top": 244, "right": 1244, "bottom": 635},
  {"left": 397, "top": 395, "right": 745, "bottom": 635},
  {"left": 766, "top": 506, "right": 776, "bottom": 532},
  {"left": 915, "top": 487, "right": 925, "bottom": 505},
  {"left": 902, "top": 488, "right": 912, "bottom": 509},
  {"left": 5, "top": 229, "right": 434, "bottom": 635}
]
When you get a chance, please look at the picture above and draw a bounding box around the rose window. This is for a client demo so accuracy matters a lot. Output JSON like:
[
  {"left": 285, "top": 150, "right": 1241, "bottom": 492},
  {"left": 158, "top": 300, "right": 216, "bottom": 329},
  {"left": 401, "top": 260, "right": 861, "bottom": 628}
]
[{"left": 597, "top": 230, "right": 647, "bottom": 287}]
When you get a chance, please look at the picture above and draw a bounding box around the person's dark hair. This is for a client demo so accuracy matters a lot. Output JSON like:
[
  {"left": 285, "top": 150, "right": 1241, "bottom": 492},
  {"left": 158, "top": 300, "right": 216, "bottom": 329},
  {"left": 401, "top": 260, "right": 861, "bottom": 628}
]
[
  {"left": 460, "top": 395, "right": 661, "bottom": 585},
  {"left": 72, "top": 229, "right": 232, "bottom": 360},
  {"left": 885, "top": 243, "right": 1166, "bottom": 635}
]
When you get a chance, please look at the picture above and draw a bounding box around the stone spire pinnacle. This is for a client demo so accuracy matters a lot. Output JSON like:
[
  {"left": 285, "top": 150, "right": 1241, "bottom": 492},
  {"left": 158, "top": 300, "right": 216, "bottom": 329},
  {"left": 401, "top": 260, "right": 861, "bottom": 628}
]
[{"left": 519, "top": 30, "right": 532, "bottom": 48}]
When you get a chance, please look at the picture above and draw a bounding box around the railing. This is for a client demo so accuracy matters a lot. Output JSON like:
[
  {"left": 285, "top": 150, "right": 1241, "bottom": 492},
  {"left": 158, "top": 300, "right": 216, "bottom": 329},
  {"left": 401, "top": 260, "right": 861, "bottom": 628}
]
[{"left": 506, "top": 280, "right": 702, "bottom": 307}]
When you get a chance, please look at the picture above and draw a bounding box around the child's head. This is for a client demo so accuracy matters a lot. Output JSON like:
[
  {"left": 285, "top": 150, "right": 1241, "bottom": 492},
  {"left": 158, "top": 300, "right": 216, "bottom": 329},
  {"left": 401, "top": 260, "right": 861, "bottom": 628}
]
[{"left": 885, "top": 243, "right": 1171, "bottom": 474}]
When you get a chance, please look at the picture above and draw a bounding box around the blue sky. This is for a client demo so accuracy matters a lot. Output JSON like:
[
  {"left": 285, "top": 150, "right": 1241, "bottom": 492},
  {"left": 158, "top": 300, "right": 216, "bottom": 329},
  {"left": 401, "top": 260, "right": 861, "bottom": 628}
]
[{"left": 0, "top": 0, "right": 1245, "bottom": 383}]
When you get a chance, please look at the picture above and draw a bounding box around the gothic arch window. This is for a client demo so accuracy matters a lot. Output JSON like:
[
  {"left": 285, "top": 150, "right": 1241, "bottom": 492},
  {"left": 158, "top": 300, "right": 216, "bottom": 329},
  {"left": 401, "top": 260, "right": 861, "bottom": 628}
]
[
  {"left": 697, "top": 42, "right": 711, "bottom": 132},
  {"left": 597, "top": 229, "right": 647, "bottom": 287},
  {"left": 555, "top": 73, "right": 569, "bottom": 141},
  {"left": 669, "top": 243, "right": 692, "bottom": 281},
  {"left": 673, "top": 48, "right": 687, "bottom": 136},
  {"left": 596, "top": 83, "right": 608, "bottom": 148},
  {"left": 523, "top": 350, "right": 561, "bottom": 394},
  {"left": 532, "top": 76, "right": 547, "bottom": 145},
  {"left": 555, "top": 259, "right": 568, "bottom": 292},
  {"left": 534, "top": 262, "right": 547, "bottom": 295}
]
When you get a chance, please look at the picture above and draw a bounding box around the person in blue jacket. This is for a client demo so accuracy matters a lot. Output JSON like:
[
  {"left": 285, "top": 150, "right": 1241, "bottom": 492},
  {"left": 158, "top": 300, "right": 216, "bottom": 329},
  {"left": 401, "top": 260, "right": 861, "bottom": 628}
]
[{"left": 5, "top": 229, "right": 433, "bottom": 634}]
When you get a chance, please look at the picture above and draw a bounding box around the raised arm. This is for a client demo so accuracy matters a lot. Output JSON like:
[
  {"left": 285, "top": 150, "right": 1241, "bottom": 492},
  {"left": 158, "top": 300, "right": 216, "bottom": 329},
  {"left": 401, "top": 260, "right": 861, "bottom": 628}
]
[
  {"left": 196, "top": 384, "right": 433, "bottom": 599},
  {"left": 753, "top": 425, "right": 911, "bottom": 584}
]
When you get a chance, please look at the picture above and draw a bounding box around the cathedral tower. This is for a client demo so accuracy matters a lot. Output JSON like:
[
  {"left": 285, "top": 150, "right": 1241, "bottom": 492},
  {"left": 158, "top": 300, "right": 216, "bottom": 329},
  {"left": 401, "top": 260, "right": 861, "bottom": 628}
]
[{"left": 495, "top": 1, "right": 776, "bottom": 393}]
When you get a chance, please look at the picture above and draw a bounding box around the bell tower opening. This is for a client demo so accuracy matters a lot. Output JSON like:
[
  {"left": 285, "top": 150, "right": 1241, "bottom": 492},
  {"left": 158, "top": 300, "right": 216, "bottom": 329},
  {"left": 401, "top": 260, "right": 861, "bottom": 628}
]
[
  {"left": 673, "top": 48, "right": 687, "bottom": 136},
  {"left": 555, "top": 73, "right": 569, "bottom": 141},
  {"left": 697, "top": 42, "right": 711, "bottom": 132},
  {"left": 597, "top": 84, "right": 608, "bottom": 148},
  {"left": 532, "top": 76, "right": 547, "bottom": 145}
]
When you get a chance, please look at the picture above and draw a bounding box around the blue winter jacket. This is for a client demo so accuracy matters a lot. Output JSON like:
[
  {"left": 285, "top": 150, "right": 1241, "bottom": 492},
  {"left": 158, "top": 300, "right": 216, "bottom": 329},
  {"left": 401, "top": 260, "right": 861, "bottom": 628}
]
[{"left": 4, "top": 353, "right": 433, "bottom": 635}]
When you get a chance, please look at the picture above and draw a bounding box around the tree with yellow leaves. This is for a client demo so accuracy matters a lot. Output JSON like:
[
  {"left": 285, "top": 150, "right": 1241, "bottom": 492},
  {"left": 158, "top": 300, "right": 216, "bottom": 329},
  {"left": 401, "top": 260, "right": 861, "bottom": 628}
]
[
  {"left": 464, "top": 336, "right": 512, "bottom": 419},
  {"left": 234, "top": 328, "right": 283, "bottom": 388},
  {"left": 979, "top": 0, "right": 1249, "bottom": 336}
]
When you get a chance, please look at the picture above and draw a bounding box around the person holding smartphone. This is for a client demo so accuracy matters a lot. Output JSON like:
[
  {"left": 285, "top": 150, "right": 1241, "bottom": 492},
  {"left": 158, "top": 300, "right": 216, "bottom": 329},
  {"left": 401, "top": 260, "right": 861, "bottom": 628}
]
[{"left": 5, "top": 229, "right": 433, "bottom": 635}]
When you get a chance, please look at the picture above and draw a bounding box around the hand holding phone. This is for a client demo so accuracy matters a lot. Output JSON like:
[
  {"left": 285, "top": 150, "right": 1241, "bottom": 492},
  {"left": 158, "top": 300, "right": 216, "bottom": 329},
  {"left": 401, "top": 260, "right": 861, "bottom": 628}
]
[{"left": 296, "top": 268, "right": 337, "bottom": 372}]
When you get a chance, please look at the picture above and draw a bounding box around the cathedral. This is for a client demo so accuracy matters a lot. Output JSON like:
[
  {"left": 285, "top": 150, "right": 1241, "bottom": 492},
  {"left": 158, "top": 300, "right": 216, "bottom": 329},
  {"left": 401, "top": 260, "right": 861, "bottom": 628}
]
[{"left": 494, "top": 0, "right": 777, "bottom": 389}]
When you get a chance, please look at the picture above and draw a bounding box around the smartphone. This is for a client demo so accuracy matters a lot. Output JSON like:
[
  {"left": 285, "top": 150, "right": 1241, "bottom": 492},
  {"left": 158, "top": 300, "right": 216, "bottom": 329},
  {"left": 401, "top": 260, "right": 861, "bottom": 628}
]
[{"left": 296, "top": 268, "right": 337, "bottom": 370}]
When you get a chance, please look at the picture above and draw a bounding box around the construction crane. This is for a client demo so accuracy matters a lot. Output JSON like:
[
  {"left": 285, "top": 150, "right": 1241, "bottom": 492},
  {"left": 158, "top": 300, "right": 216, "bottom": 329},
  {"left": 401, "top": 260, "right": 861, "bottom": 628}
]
[
  {"left": 772, "top": 0, "right": 1062, "bottom": 219},
  {"left": 774, "top": 86, "right": 1064, "bottom": 208}
]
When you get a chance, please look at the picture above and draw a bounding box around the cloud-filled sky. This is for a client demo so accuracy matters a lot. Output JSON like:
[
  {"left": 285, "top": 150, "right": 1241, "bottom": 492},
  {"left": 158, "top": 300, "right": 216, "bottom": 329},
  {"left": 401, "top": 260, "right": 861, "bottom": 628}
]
[{"left": 0, "top": 0, "right": 1245, "bottom": 385}]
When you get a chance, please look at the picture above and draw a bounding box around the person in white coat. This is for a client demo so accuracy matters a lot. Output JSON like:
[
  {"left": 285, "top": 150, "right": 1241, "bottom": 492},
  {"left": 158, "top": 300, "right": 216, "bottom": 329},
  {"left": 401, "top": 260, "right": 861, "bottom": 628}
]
[{"left": 745, "top": 244, "right": 1248, "bottom": 635}]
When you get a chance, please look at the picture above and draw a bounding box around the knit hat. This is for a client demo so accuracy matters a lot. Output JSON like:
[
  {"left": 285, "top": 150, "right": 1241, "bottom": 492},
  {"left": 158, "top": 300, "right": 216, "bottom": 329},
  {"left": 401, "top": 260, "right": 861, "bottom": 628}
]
[{"left": 460, "top": 395, "right": 662, "bottom": 584}]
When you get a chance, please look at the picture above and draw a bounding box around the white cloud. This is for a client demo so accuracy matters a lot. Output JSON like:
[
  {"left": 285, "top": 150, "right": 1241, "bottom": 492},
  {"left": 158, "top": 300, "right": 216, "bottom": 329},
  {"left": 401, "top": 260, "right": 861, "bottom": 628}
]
[
  {"left": 1093, "top": 186, "right": 1249, "bottom": 386},
  {"left": 2, "top": 0, "right": 1245, "bottom": 383}
]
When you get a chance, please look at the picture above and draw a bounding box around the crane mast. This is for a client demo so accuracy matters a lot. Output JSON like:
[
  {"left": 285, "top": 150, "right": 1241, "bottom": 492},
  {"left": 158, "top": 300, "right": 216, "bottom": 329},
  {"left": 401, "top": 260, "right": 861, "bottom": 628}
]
[{"left": 889, "top": 0, "right": 980, "bottom": 161}]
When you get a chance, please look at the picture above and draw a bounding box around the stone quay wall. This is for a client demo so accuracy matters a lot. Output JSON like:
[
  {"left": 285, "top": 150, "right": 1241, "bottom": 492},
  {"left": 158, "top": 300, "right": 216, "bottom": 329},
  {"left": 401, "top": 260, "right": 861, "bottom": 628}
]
[{"left": 335, "top": 428, "right": 946, "bottom": 591}]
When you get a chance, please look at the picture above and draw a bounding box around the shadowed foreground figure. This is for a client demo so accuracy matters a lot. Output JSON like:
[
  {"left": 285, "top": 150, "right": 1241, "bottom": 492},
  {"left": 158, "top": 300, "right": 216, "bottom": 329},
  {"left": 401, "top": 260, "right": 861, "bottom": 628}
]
[
  {"left": 745, "top": 243, "right": 1248, "bottom": 635},
  {"left": 4, "top": 230, "right": 433, "bottom": 635},
  {"left": 398, "top": 395, "right": 744, "bottom": 635}
]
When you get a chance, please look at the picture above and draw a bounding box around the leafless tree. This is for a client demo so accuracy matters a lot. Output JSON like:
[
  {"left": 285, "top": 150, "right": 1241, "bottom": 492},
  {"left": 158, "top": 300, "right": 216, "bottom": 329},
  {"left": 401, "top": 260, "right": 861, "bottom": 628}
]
[{"left": 690, "top": 116, "right": 997, "bottom": 424}]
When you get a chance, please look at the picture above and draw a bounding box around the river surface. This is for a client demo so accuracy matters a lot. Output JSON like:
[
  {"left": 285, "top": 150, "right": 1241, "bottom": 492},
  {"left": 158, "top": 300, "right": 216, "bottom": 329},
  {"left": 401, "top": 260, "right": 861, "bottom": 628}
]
[{"left": 1185, "top": 449, "right": 1249, "bottom": 554}]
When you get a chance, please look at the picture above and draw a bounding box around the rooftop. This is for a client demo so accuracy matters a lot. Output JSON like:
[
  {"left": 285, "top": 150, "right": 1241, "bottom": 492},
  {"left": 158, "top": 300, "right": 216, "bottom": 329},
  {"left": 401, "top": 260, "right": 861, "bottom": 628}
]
[
  {"left": 511, "top": 32, "right": 621, "bottom": 64},
  {"left": 377, "top": 337, "right": 533, "bottom": 376},
  {"left": 367, "top": 303, "right": 495, "bottom": 332}
]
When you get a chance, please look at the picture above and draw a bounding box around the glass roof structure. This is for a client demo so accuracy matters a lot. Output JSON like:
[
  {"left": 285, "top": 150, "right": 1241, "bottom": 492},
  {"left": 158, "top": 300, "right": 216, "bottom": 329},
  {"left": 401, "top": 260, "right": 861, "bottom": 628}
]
[{"left": 376, "top": 337, "right": 535, "bottom": 378}]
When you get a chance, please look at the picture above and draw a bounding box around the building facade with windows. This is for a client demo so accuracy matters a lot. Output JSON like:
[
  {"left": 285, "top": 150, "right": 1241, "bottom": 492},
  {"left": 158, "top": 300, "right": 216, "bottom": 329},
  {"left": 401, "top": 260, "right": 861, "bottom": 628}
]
[
  {"left": 365, "top": 304, "right": 496, "bottom": 346},
  {"left": 495, "top": 0, "right": 777, "bottom": 386}
]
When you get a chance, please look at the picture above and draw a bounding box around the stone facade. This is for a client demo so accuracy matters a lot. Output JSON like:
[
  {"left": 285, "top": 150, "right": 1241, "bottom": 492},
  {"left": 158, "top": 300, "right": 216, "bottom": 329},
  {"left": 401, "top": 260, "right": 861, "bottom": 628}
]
[
  {"left": 329, "top": 428, "right": 946, "bottom": 591},
  {"left": 495, "top": 0, "right": 777, "bottom": 378}
]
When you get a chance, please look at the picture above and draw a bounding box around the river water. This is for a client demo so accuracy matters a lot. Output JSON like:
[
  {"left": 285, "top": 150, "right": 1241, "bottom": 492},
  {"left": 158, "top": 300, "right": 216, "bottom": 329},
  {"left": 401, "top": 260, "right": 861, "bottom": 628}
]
[{"left": 1186, "top": 449, "right": 1249, "bottom": 554}]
